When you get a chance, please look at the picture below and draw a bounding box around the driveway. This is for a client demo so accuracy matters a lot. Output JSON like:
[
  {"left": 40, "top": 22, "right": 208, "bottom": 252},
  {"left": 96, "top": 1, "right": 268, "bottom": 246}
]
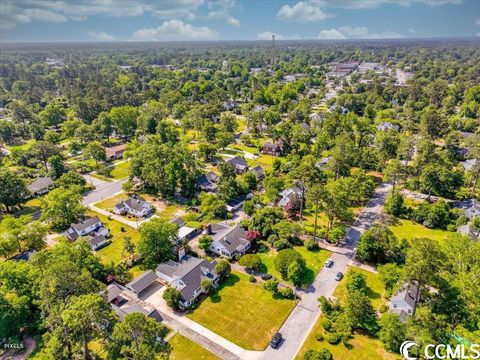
[{"left": 261, "top": 183, "right": 391, "bottom": 360}]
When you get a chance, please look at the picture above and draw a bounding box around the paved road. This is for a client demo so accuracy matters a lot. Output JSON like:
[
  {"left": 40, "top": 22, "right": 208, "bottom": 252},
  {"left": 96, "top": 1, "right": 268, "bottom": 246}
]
[
  {"left": 261, "top": 183, "right": 391, "bottom": 360},
  {"left": 82, "top": 178, "right": 127, "bottom": 205}
]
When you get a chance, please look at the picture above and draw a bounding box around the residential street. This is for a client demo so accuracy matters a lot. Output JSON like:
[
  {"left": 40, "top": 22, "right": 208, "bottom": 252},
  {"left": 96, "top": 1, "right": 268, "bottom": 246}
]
[
  {"left": 261, "top": 183, "right": 392, "bottom": 360},
  {"left": 81, "top": 177, "right": 127, "bottom": 205}
]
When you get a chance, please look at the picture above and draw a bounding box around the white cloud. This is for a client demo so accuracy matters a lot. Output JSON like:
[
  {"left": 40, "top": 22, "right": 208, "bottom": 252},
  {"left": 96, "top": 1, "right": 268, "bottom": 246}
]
[
  {"left": 256, "top": 31, "right": 301, "bottom": 40},
  {"left": 317, "top": 29, "right": 346, "bottom": 39},
  {"left": 131, "top": 20, "right": 218, "bottom": 41},
  {"left": 87, "top": 31, "right": 115, "bottom": 41},
  {"left": 0, "top": 0, "right": 205, "bottom": 29},
  {"left": 319, "top": 0, "right": 462, "bottom": 8},
  {"left": 277, "top": 1, "right": 330, "bottom": 22},
  {"left": 207, "top": 0, "right": 241, "bottom": 26},
  {"left": 318, "top": 26, "right": 403, "bottom": 39}
]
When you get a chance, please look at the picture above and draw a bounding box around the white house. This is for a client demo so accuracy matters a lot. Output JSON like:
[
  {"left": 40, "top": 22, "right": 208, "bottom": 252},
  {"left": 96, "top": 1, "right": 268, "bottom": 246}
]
[
  {"left": 390, "top": 281, "right": 419, "bottom": 322},
  {"left": 156, "top": 251, "right": 219, "bottom": 309},
  {"left": 205, "top": 223, "right": 251, "bottom": 259},
  {"left": 113, "top": 195, "right": 153, "bottom": 218},
  {"left": 64, "top": 217, "right": 109, "bottom": 242}
]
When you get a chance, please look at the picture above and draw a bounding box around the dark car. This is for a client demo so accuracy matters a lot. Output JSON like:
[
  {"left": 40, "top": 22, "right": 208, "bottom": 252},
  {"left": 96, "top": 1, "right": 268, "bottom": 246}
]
[
  {"left": 335, "top": 272, "right": 344, "bottom": 281},
  {"left": 261, "top": 273, "right": 273, "bottom": 280},
  {"left": 270, "top": 332, "right": 282, "bottom": 349}
]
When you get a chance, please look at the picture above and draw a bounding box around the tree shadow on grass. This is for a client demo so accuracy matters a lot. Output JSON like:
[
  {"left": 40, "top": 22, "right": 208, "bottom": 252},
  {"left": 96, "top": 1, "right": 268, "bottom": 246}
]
[{"left": 365, "top": 286, "right": 381, "bottom": 302}]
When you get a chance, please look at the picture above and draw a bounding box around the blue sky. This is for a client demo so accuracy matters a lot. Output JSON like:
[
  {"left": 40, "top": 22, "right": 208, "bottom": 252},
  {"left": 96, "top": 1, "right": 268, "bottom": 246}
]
[{"left": 1, "top": 0, "right": 479, "bottom": 42}]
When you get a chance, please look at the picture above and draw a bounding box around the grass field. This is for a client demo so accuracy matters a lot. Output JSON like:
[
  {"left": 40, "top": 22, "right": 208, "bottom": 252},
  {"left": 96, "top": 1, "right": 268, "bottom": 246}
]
[
  {"left": 87, "top": 210, "right": 140, "bottom": 265},
  {"left": 187, "top": 272, "right": 296, "bottom": 350},
  {"left": 296, "top": 267, "right": 396, "bottom": 360},
  {"left": 110, "top": 161, "right": 130, "bottom": 179},
  {"left": 388, "top": 218, "right": 451, "bottom": 243},
  {"left": 257, "top": 246, "right": 331, "bottom": 287},
  {"left": 5, "top": 138, "right": 36, "bottom": 151},
  {"left": 168, "top": 333, "right": 219, "bottom": 360}
]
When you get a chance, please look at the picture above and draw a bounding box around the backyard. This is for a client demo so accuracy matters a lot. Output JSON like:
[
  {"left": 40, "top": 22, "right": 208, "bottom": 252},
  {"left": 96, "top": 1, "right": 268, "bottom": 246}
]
[
  {"left": 388, "top": 218, "right": 451, "bottom": 243},
  {"left": 88, "top": 210, "right": 140, "bottom": 265},
  {"left": 187, "top": 271, "right": 296, "bottom": 350},
  {"left": 257, "top": 246, "right": 331, "bottom": 287},
  {"left": 296, "top": 266, "right": 396, "bottom": 360}
]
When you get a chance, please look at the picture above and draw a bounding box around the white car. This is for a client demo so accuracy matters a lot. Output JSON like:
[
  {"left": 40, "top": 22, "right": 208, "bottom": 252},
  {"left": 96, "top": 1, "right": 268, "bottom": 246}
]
[{"left": 324, "top": 259, "right": 334, "bottom": 268}]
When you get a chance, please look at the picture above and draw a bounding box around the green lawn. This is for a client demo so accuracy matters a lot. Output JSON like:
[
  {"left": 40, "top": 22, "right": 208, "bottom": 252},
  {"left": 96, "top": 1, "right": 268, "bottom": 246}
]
[
  {"left": 297, "top": 267, "right": 396, "bottom": 360},
  {"left": 333, "top": 267, "right": 386, "bottom": 310},
  {"left": 95, "top": 192, "right": 127, "bottom": 209},
  {"left": 169, "top": 333, "right": 219, "bottom": 360},
  {"left": 5, "top": 138, "right": 36, "bottom": 151},
  {"left": 257, "top": 246, "right": 331, "bottom": 287},
  {"left": 88, "top": 210, "right": 140, "bottom": 265},
  {"left": 110, "top": 161, "right": 130, "bottom": 179},
  {"left": 388, "top": 219, "right": 451, "bottom": 243},
  {"left": 12, "top": 197, "right": 42, "bottom": 218},
  {"left": 187, "top": 272, "right": 296, "bottom": 350}
]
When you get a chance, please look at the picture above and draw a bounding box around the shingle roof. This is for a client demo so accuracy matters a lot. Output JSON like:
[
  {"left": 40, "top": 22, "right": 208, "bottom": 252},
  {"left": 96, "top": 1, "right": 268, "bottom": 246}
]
[
  {"left": 126, "top": 270, "right": 158, "bottom": 294},
  {"left": 27, "top": 177, "right": 54, "bottom": 192},
  {"left": 72, "top": 216, "right": 101, "bottom": 233},
  {"left": 210, "top": 224, "right": 249, "bottom": 253},
  {"left": 89, "top": 235, "right": 107, "bottom": 249},
  {"left": 170, "top": 217, "right": 186, "bottom": 227},
  {"left": 391, "top": 281, "right": 419, "bottom": 309},
  {"left": 226, "top": 156, "right": 248, "bottom": 168}
]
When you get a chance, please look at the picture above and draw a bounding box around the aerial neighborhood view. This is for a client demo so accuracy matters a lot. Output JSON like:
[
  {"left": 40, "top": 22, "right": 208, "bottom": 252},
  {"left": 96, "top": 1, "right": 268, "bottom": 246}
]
[{"left": 1, "top": 1, "right": 480, "bottom": 359}]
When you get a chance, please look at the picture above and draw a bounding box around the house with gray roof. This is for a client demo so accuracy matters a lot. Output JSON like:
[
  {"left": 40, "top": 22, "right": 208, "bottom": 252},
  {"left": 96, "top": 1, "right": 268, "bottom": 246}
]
[
  {"left": 197, "top": 171, "right": 219, "bottom": 192},
  {"left": 226, "top": 156, "right": 249, "bottom": 174},
  {"left": 27, "top": 177, "right": 54, "bottom": 196},
  {"left": 113, "top": 195, "right": 153, "bottom": 218},
  {"left": 64, "top": 216, "right": 109, "bottom": 242},
  {"left": 390, "top": 281, "right": 419, "bottom": 322},
  {"left": 170, "top": 217, "right": 199, "bottom": 242},
  {"left": 262, "top": 142, "right": 282, "bottom": 156},
  {"left": 278, "top": 186, "right": 303, "bottom": 209},
  {"left": 205, "top": 223, "right": 251, "bottom": 259},
  {"left": 458, "top": 223, "right": 479, "bottom": 241},
  {"left": 106, "top": 283, "right": 162, "bottom": 322},
  {"left": 454, "top": 198, "right": 480, "bottom": 220},
  {"left": 125, "top": 270, "right": 159, "bottom": 295},
  {"left": 89, "top": 235, "right": 110, "bottom": 251},
  {"left": 315, "top": 157, "right": 332, "bottom": 171},
  {"left": 156, "top": 254, "right": 219, "bottom": 309},
  {"left": 251, "top": 165, "right": 264, "bottom": 180}
]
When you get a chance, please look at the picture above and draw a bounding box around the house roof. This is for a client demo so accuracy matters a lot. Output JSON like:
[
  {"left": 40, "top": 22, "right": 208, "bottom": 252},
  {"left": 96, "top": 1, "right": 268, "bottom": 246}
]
[
  {"left": 156, "top": 256, "right": 218, "bottom": 303},
  {"left": 90, "top": 235, "right": 107, "bottom": 248},
  {"left": 27, "top": 177, "right": 54, "bottom": 192},
  {"left": 391, "top": 281, "right": 419, "bottom": 309},
  {"left": 226, "top": 156, "right": 248, "bottom": 169},
  {"left": 71, "top": 216, "right": 101, "bottom": 233},
  {"left": 126, "top": 270, "right": 158, "bottom": 294},
  {"left": 105, "top": 144, "right": 126, "bottom": 158},
  {"left": 117, "top": 195, "right": 151, "bottom": 212},
  {"left": 263, "top": 142, "right": 279, "bottom": 150},
  {"left": 170, "top": 217, "right": 186, "bottom": 227},
  {"left": 210, "top": 223, "right": 249, "bottom": 254},
  {"left": 251, "top": 165, "right": 264, "bottom": 177},
  {"left": 106, "top": 283, "right": 125, "bottom": 303}
]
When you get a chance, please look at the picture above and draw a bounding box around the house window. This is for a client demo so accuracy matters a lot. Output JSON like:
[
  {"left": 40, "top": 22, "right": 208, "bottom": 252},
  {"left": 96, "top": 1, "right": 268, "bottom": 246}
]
[
  {"left": 393, "top": 304, "right": 397, "bottom": 308},
  {"left": 408, "top": 309, "right": 412, "bottom": 314}
]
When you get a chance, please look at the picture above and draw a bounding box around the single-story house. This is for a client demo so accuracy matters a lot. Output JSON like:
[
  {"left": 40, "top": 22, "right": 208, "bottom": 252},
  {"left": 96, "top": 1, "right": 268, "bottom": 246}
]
[
  {"left": 205, "top": 223, "right": 251, "bottom": 259},
  {"left": 106, "top": 283, "right": 162, "bottom": 322},
  {"left": 226, "top": 156, "right": 249, "bottom": 174},
  {"left": 251, "top": 165, "right": 264, "bottom": 180},
  {"left": 225, "top": 193, "right": 250, "bottom": 212},
  {"left": 315, "top": 157, "right": 332, "bottom": 171},
  {"left": 170, "top": 217, "right": 199, "bottom": 242},
  {"left": 262, "top": 142, "right": 282, "bottom": 156},
  {"left": 454, "top": 198, "right": 480, "bottom": 219},
  {"left": 64, "top": 216, "right": 109, "bottom": 242},
  {"left": 125, "top": 270, "right": 160, "bottom": 296},
  {"left": 197, "top": 171, "right": 219, "bottom": 192},
  {"left": 156, "top": 253, "right": 219, "bottom": 309},
  {"left": 27, "top": 177, "right": 54, "bottom": 196},
  {"left": 390, "top": 281, "right": 419, "bottom": 322},
  {"left": 113, "top": 195, "right": 153, "bottom": 218},
  {"left": 105, "top": 144, "right": 126, "bottom": 161},
  {"left": 89, "top": 235, "right": 110, "bottom": 251}
]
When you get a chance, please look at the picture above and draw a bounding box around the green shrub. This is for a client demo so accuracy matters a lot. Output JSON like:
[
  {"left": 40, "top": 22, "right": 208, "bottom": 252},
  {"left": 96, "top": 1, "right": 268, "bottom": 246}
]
[
  {"left": 279, "top": 286, "right": 294, "bottom": 299},
  {"left": 249, "top": 275, "right": 256, "bottom": 283},
  {"left": 304, "top": 239, "right": 319, "bottom": 251},
  {"left": 325, "top": 332, "right": 342, "bottom": 344},
  {"left": 321, "top": 318, "right": 333, "bottom": 332}
]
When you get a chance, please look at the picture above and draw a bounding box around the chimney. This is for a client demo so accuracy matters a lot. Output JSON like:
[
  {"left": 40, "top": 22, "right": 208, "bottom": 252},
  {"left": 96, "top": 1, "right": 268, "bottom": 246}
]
[
  {"left": 178, "top": 247, "right": 186, "bottom": 260},
  {"left": 205, "top": 224, "right": 212, "bottom": 235}
]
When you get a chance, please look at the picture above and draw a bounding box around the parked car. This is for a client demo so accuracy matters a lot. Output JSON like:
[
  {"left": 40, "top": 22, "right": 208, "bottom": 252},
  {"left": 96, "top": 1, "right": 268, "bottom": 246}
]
[
  {"left": 325, "top": 259, "right": 334, "bottom": 268},
  {"left": 270, "top": 332, "right": 282, "bottom": 349},
  {"left": 261, "top": 273, "right": 273, "bottom": 280},
  {"left": 335, "top": 272, "right": 343, "bottom": 281}
]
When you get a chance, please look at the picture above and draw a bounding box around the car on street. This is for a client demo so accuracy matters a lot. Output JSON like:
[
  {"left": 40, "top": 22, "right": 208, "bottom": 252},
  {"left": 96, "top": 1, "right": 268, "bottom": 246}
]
[
  {"left": 324, "top": 259, "right": 334, "bottom": 268},
  {"left": 270, "top": 332, "right": 282, "bottom": 349},
  {"left": 335, "top": 272, "right": 343, "bottom": 281},
  {"left": 261, "top": 273, "right": 273, "bottom": 280}
]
